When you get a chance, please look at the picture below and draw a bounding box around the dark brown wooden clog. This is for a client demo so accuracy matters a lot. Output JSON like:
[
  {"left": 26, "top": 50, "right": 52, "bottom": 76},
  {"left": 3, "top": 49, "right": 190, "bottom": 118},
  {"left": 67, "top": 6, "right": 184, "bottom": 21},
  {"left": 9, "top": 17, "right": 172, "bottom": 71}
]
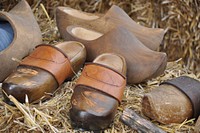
[
  {"left": 70, "top": 53, "right": 126, "bottom": 131},
  {"left": 2, "top": 41, "right": 86, "bottom": 104},
  {"left": 63, "top": 25, "right": 167, "bottom": 84},
  {"left": 56, "top": 5, "right": 165, "bottom": 51},
  {"left": 0, "top": 0, "right": 42, "bottom": 82},
  {"left": 142, "top": 76, "right": 200, "bottom": 124}
]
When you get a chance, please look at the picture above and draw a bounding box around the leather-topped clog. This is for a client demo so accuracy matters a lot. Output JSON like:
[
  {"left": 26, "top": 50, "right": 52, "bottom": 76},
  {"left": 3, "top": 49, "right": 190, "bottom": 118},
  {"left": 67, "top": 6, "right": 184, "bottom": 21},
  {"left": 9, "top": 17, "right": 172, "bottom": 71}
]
[
  {"left": 56, "top": 5, "right": 165, "bottom": 51},
  {"left": 70, "top": 53, "right": 126, "bottom": 130},
  {"left": 142, "top": 76, "right": 200, "bottom": 124},
  {"left": 63, "top": 25, "right": 167, "bottom": 84},
  {"left": 2, "top": 41, "right": 86, "bottom": 104},
  {"left": 0, "top": 0, "right": 42, "bottom": 82}
]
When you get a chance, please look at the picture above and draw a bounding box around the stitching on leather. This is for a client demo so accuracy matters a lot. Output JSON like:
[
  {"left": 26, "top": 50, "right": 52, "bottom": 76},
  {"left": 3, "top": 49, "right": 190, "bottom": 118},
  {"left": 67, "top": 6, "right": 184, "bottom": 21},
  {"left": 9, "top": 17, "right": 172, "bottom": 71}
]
[
  {"left": 26, "top": 55, "right": 67, "bottom": 64},
  {"left": 85, "top": 63, "right": 126, "bottom": 79},
  {"left": 81, "top": 67, "right": 124, "bottom": 87},
  {"left": 75, "top": 84, "right": 121, "bottom": 103}
]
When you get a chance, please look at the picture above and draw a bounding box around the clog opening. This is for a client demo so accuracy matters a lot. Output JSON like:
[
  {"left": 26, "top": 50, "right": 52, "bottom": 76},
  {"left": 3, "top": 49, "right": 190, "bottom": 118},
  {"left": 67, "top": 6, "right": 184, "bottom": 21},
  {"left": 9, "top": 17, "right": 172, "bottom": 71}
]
[
  {"left": 93, "top": 53, "right": 125, "bottom": 74},
  {"left": 0, "top": 19, "right": 14, "bottom": 52},
  {"left": 64, "top": 8, "right": 99, "bottom": 20},
  {"left": 55, "top": 41, "right": 85, "bottom": 60},
  {"left": 71, "top": 27, "right": 103, "bottom": 41}
]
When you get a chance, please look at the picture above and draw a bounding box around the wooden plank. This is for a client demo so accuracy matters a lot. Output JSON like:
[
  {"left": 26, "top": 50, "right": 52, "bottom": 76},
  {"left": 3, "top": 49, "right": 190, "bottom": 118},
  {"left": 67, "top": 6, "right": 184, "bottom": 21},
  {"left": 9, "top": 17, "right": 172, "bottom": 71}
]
[{"left": 120, "top": 108, "right": 166, "bottom": 133}]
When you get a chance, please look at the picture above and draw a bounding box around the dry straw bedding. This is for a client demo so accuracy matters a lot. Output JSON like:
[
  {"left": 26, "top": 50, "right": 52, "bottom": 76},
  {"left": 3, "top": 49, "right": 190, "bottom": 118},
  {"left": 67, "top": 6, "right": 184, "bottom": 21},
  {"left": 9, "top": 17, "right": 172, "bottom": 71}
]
[
  {"left": 0, "top": 62, "right": 199, "bottom": 133},
  {"left": 0, "top": 0, "right": 200, "bottom": 132}
]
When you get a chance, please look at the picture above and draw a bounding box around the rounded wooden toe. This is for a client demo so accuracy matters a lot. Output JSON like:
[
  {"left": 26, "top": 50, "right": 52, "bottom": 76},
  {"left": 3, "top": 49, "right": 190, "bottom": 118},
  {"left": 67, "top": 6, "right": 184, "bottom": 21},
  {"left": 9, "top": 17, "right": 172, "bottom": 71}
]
[
  {"left": 142, "top": 84, "right": 193, "bottom": 124},
  {"left": 70, "top": 86, "right": 118, "bottom": 131},
  {"left": 2, "top": 66, "right": 58, "bottom": 104}
]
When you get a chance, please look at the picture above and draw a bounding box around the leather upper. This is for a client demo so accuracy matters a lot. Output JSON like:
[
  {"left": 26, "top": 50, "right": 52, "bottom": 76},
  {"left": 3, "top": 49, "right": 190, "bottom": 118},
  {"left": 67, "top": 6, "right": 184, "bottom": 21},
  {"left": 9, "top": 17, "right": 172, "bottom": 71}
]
[
  {"left": 161, "top": 76, "right": 200, "bottom": 118},
  {"left": 76, "top": 63, "right": 126, "bottom": 103},
  {"left": 20, "top": 44, "right": 73, "bottom": 85}
]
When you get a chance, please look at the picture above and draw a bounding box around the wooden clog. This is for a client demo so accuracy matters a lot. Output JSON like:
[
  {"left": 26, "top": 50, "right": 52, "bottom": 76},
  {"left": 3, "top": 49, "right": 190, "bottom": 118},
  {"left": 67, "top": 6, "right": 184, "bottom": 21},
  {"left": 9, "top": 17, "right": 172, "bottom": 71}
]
[
  {"left": 0, "top": 0, "right": 42, "bottom": 82},
  {"left": 2, "top": 41, "right": 86, "bottom": 104},
  {"left": 56, "top": 5, "right": 165, "bottom": 51},
  {"left": 142, "top": 76, "right": 200, "bottom": 124},
  {"left": 63, "top": 25, "right": 167, "bottom": 84},
  {"left": 70, "top": 53, "right": 126, "bottom": 130}
]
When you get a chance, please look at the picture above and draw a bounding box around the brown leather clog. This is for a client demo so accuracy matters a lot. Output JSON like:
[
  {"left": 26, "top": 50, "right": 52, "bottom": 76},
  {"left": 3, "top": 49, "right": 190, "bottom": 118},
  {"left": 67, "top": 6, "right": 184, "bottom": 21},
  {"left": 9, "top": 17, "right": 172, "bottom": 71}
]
[
  {"left": 0, "top": 0, "right": 42, "bottom": 82},
  {"left": 142, "top": 76, "right": 200, "bottom": 124},
  {"left": 63, "top": 25, "right": 167, "bottom": 84},
  {"left": 56, "top": 5, "right": 165, "bottom": 51},
  {"left": 70, "top": 53, "right": 126, "bottom": 131},
  {"left": 2, "top": 41, "right": 86, "bottom": 104}
]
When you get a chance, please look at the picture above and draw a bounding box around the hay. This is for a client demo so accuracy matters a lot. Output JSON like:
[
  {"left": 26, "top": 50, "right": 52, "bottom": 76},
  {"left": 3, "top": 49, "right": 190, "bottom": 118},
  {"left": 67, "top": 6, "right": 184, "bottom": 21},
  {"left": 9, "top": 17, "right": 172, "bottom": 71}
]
[{"left": 0, "top": 0, "right": 199, "bottom": 132}]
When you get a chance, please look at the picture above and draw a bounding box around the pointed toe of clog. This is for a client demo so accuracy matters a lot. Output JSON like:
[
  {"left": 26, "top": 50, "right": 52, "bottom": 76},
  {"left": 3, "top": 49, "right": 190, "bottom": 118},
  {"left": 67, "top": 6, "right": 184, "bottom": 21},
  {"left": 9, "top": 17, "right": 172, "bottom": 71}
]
[{"left": 150, "top": 52, "right": 167, "bottom": 79}]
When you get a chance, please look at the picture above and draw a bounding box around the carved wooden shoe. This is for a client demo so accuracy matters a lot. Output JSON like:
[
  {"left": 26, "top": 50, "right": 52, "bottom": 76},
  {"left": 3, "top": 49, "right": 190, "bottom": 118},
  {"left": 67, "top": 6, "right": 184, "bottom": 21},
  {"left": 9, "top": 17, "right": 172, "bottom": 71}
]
[
  {"left": 70, "top": 53, "right": 126, "bottom": 131},
  {"left": 63, "top": 25, "right": 167, "bottom": 84},
  {"left": 2, "top": 41, "right": 86, "bottom": 104},
  {"left": 0, "top": 0, "right": 42, "bottom": 82},
  {"left": 56, "top": 5, "right": 165, "bottom": 51},
  {"left": 142, "top": 76, "right": 200, "bottom": 124}
]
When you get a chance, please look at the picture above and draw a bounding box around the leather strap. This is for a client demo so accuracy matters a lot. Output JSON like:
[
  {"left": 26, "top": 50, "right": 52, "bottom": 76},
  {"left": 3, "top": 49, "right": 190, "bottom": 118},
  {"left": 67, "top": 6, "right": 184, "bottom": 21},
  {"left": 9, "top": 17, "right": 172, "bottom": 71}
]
[
  {"left": 161, "top": 76, "right": 200, "bottom": 118},
  {"left": 76, "top": 63, "right": 126, "bottom": 103},
  {"left": 20, "top": 44, "right": 73, "bottom": 85}
]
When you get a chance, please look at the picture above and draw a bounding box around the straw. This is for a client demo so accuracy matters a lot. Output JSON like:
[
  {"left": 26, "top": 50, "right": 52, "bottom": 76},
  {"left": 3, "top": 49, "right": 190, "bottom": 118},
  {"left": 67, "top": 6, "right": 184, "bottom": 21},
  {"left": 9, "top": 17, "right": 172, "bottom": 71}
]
[{"left": 0, "top": 0, "right": 199, "bottom": 132}]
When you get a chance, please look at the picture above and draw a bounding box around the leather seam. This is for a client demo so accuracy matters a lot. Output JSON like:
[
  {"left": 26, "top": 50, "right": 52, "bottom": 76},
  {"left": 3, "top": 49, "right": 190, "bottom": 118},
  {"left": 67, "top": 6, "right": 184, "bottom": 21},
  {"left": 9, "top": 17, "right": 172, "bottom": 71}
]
[
  {"left": 26, "top": 56, "right": 68, "bottom": 64},
  {"left": 82, "top": 70, "right": 124, "bottom": 87}
]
